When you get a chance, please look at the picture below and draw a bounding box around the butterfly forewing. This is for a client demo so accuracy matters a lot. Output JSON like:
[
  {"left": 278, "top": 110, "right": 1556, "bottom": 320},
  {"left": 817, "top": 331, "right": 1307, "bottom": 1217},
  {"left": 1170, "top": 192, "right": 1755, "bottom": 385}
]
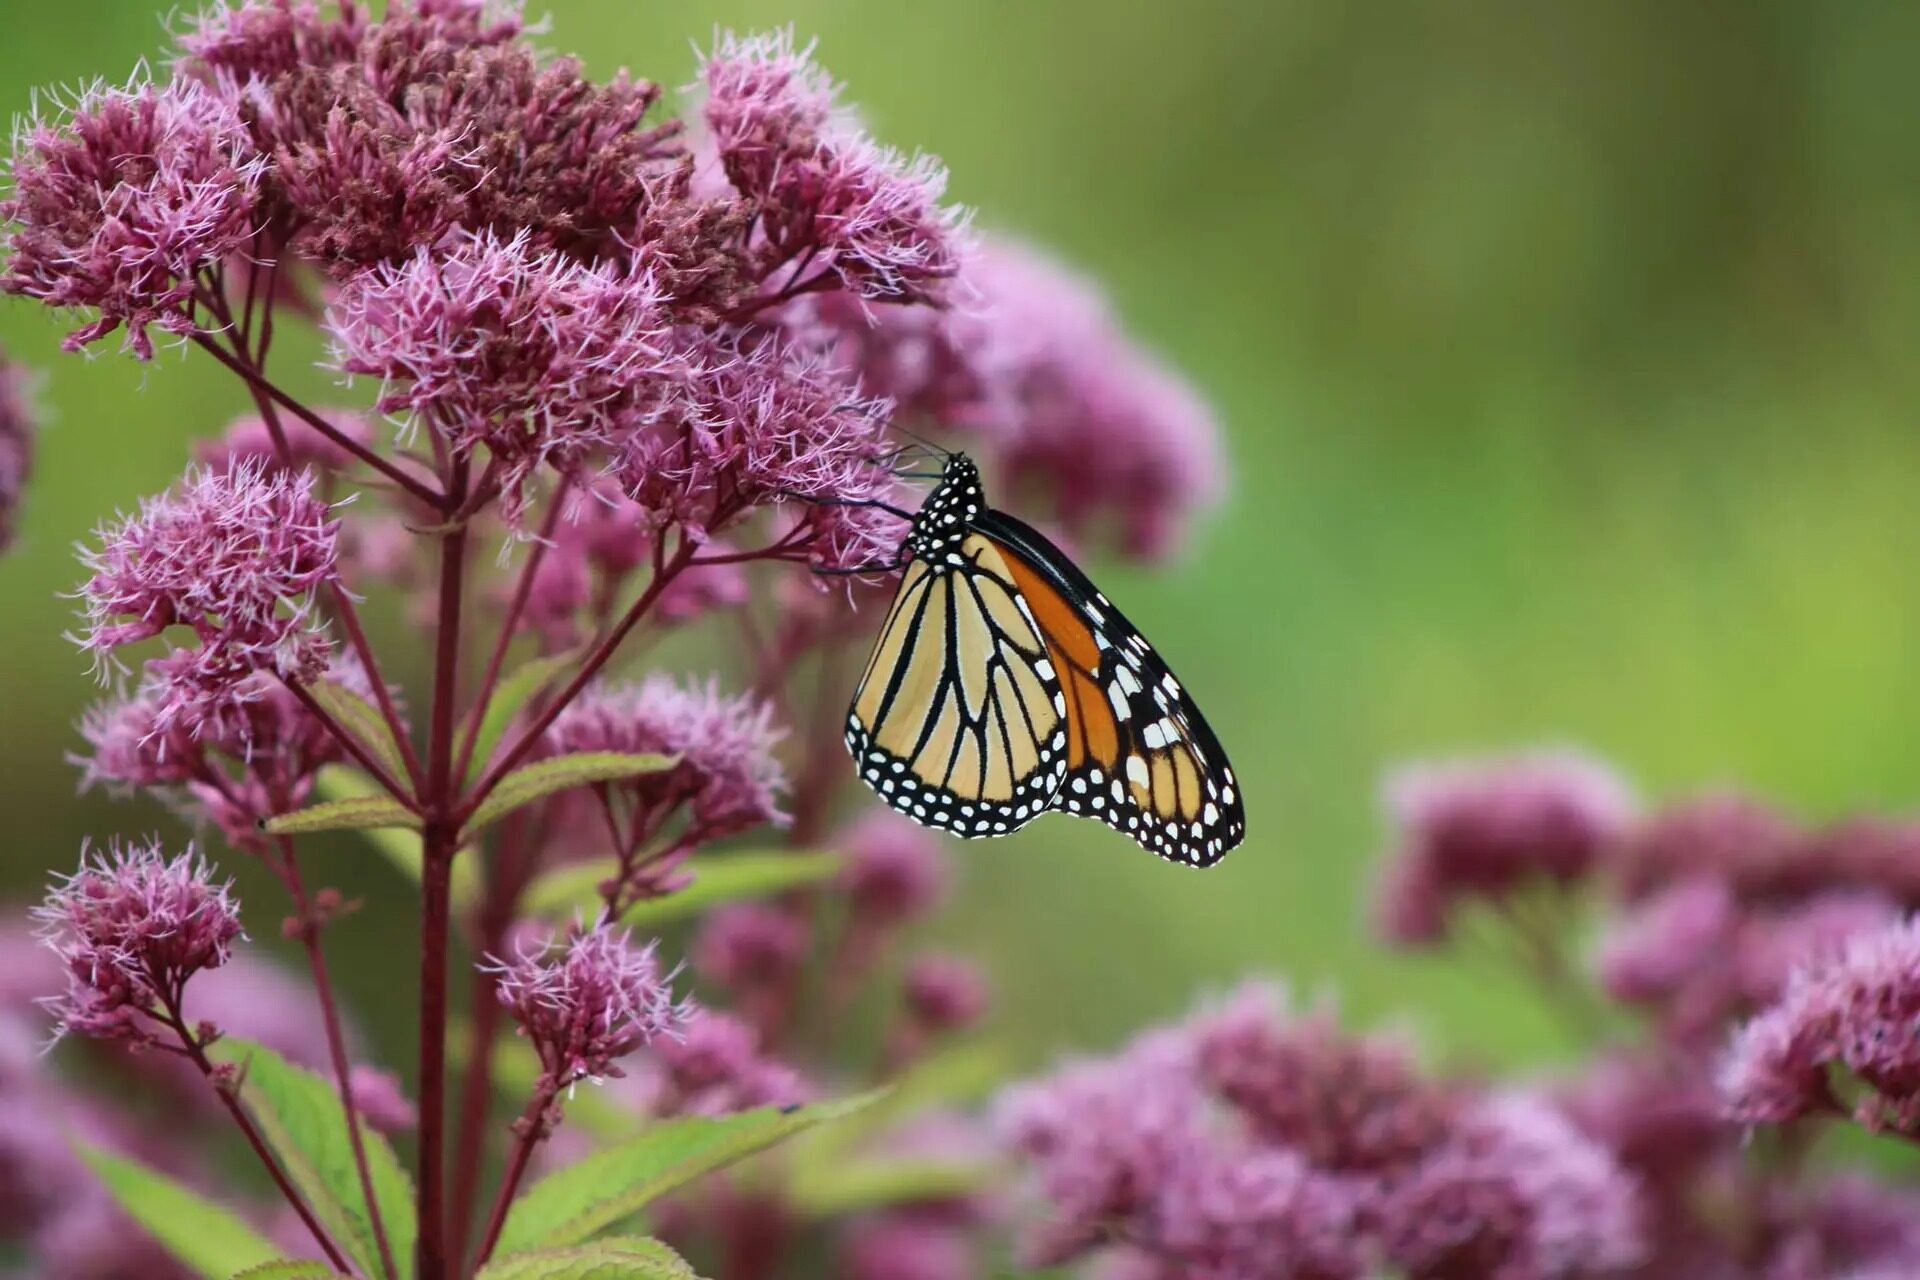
[{"left": 846, "top": 532, "right": 1069, "bottom": 837}]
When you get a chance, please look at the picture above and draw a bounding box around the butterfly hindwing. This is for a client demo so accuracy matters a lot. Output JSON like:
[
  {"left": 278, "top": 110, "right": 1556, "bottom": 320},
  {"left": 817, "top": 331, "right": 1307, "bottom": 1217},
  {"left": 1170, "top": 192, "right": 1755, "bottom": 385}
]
[
  {"left": 845, "top": 532, "right": 1069, "bottom": 837},
  {"left": 976, "top": 509, "right": 1246, "bottom": 867}
]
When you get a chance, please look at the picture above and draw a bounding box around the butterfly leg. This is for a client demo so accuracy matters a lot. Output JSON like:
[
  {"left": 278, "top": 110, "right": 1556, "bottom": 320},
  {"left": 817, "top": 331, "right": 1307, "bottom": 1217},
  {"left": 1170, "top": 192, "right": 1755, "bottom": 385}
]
[
  {"left": 776, "top": 490, "right": 919, "bottom": 521},
  {"left": 810, "top": 556, "right": 911, "bottom": 577}
]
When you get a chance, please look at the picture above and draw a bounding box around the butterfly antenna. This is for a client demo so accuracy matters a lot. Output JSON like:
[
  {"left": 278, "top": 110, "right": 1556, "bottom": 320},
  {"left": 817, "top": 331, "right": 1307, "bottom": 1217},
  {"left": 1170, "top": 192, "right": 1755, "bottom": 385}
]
[
  {"left": 889, "top": 424, "right": 952, "bottom": 459},
  {"left": 871, "top": 441, "right": 923, "bottom": 470}
]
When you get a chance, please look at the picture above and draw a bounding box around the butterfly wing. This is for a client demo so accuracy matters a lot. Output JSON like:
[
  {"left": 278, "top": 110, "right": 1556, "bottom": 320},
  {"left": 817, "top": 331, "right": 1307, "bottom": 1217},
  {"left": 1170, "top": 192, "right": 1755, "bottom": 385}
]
[
  {"left": 845, "top": 535, "right": 1070, "bottom": 837},
  {"left": 975, "top": 509, "right": 1246, "bottom": 867}
]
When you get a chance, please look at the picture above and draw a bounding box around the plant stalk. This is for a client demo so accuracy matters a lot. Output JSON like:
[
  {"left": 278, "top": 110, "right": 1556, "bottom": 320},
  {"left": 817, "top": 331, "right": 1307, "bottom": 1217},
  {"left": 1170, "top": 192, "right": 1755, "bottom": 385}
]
[{"left": 415, "top": 516, "right": 469, "bottom": 1280}]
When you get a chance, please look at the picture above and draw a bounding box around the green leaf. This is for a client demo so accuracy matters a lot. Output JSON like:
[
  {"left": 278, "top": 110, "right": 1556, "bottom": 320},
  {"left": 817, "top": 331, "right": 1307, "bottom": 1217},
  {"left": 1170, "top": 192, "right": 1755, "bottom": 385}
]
[
  {"left": 75, "top": 1142, "right": 281, "bottom": 1280},
  {"left": 228, "top": 1265, "right": 338, "bottom": 1280},
  {"left": 523, "top": 851, "right": 841, "bottom": 925},
  {"left": 477, "top": 1236, "right": 700, "bottom": 1279},
  {"left": 789, "top": 1156, "right": 1000, "bottom": 1219},
  {"left": 787, "top": 1041, "right": 1004, "bottom": 1175},
  {"left": 495, "top": 1093, "right": 882, "bottom": 1256},
  {"left": 463, "top": 752, "right": 677, "bottom": 839},
  {"left": 208, "top": 1037, "right": 417, "bottom": 1280},
  {"left": 262, "top": 792, "right": 420, "bottom": 837},
  {"left": 310, "top": 679, "right": 412, "bottom": 785},
  {"left": 313, "top": 768, "right": 481, "bottom": 911},
  {"left": 464, "top": 648, "right": 581, "bottom": 785}
]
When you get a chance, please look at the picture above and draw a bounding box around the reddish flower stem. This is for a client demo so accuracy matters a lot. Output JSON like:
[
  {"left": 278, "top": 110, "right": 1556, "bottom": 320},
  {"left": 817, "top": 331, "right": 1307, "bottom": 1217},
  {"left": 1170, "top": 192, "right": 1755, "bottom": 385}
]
[
  {"left": 454, "top": 481, "right": 572, "bottom": 783},
  {"left": 459, "top": 534, "right": 698, "bottom": 823},
  {"left": 188, "top": 332, "right": 446, "bottom": 510},
  {"left": 687, "top": 525, "right": 814, "bottom": 567},
  {"left": 329, "top": 579, "right": 426, "bottom": 795},
  {"left": 448, "top": 957, "right": 505, "bottom": 1263},
  {"left": 471, "top": 1079, "right": 562, "bottom": 1268},
  {"left": 449, "top": 807, "right": 540, "bottom": 1266},
  {"left": 160, "top": 1001, "right": 354, "bottom": 1274},
  {"left": 277, "top": 835, "right": 400, "bottom": 1280},
  {"left": 416, "top": 512, "right": 470, "bottom": 1280}
]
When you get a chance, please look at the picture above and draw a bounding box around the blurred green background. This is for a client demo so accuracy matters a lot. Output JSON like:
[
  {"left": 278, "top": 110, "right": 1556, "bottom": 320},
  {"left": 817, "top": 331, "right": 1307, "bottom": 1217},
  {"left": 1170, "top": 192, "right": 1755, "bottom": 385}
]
[{"left": 7, "top": 0, "right": 1920, "bottom": 1075}]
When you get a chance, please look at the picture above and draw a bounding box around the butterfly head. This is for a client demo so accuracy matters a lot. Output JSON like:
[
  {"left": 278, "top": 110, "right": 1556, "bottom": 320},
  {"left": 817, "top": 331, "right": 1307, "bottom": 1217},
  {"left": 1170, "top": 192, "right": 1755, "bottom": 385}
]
[{"left": 906, "top": 453, "right": 983, "bottom": 560}]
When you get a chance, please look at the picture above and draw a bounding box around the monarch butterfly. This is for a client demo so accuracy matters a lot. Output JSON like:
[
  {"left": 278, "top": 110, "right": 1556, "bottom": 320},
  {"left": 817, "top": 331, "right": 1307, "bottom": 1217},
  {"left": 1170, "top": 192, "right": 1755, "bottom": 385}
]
[{"left": 842, "top": 453, "right": 1245, "bottom": 866}]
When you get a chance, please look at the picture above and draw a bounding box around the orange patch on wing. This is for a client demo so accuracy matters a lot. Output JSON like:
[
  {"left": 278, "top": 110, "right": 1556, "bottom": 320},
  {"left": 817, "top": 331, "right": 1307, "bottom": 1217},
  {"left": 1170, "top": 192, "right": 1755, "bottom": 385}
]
[
  {"left": 1172, "top": 747, "right": 1203, "bottom": 818},
  {"left": 1071, "top": 668, "right": 1119, "bottom": 767},
  {"left": 1001, "top": 551, "right": 1100, "bottom": 672}
]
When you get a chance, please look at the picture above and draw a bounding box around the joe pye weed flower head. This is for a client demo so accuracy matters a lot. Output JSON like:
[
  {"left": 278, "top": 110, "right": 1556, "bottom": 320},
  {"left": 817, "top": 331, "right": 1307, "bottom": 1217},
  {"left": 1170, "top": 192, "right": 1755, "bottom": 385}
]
[{"left": 1, "top": 3, "right": 1235, "bottom": 1277}]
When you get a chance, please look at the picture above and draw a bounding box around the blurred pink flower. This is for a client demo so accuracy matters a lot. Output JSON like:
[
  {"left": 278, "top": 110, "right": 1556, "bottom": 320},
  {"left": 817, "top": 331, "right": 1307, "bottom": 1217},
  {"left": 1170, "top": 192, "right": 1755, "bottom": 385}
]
[
  {"left": 639, "top": 1008, "right": 811, "bottom": 1117},
  {"left": 347, "top": 1064, "right": 417, "bottom": 1133},
  {"left": 1600, "top": 880, "right": 1899, "bottom": 1049},
  {"left": 1614, "top": 790, "right": 1798, "bottom": 903},
  {"left": 902, "top": 954, "right": 990, "bottom": 1034},
  {"left": 1190, "top": 981, "right": 1456, "bottom": 1175},
  {"left": 77, "top": 652, "right": 380, "bottom": 844},
  {"left": 0, "top": 346, "right": 35, "bottom": 551},
  {"left": 840, "top": 811, "right": 950, "bottom": 929},
  {"left": 1376, "top": 1093, "right": 1644, "bottom": 1280},
  {"left": 1722, "top": 916, "right": 1920, "bottom": 1136},
  {"left": 1374, "top": 750, "right": 1635, "bottom": 946},
  {"left": 841, "top": 1214, "right": 976, "bottom": 1280},
  {"left": 518, "top": 482, "right": 748, "bottom": 645},
  {"left": 996, "top": 1027, "right": 1213, "bottom": 1267},
  {"left": 1595, "top": 876, "right": 1737, "bottom": 1007},
  {"left": 1558, "top": 1053, "right": 1728, "bottom": 1197},
  {"left": 0, "top": 1075, "right": 194, "bottom": 1278},
  {"left": 694, "top": 903, "right": 810, "bottom": 995},
  {"left": 966, "top": 239, "right": 1224, "bottom": 558},
  {"left": 195, "top": 407, "right": 374, "bottom": 477}
]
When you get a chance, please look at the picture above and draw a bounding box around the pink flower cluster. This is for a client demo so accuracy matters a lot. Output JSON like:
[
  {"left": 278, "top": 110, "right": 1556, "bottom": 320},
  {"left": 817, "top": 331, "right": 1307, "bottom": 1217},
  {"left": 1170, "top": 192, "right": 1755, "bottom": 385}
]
[
  {"left": 1721, "top": 917, "right": 1920, "bottom": 1135},
  {"left": 999, "top": 982, "right": 1640, "bottom": 1280},
  {"left": 778, "top": 238, "right": 1229, "bottom": 559},
  {"left": 2, "top": 77, "right": 263, "bottom": 356},
  {"left": 182, "top": 0, "right": 689, "bottom": 273},
  {"left": 196, "top": 406, "right": 374, "bottom": 480},
  {"left": 615, "top": 332, "right": 895, "bottom": 545},
  {"left": 328, "top": 232, "right": 671, "bottom": 523},
  {"left": 627, "top": 1008, "right": 810, "bottom": 1118},
  {"left": 701, "top": 29, "right": 965, "bottom": 306},
  {"left": 489, "top": 923, "right": 691, "bottom": 1088},
  {"left": 1375, "top": 750, "right": 1637, "bottom": 945},
  {"left": 1370, "top": 749, "right": 1920, "bottom": 1278},
  {"left": 32, "top": 839, "right": 242, "bottom": 1045},
  {"left": 78, "top": 462, "right": 341, "bottom": 733}
]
